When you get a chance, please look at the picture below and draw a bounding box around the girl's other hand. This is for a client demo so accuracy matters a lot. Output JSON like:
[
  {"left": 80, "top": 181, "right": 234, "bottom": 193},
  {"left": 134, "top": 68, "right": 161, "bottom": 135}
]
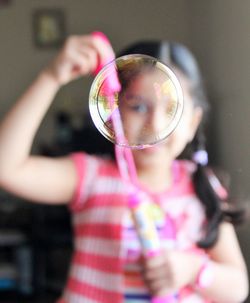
[
  {"left": 141, "top": 249, "right": 203, "bottom": 297},
  {"left": 45, "top": 33, "right": 115, "bottom": 86}
]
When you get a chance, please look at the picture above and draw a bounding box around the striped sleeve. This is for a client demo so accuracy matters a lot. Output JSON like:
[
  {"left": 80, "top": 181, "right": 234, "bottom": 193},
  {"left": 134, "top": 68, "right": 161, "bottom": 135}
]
[{"left": 69, "top": 152, "right": 99, "bottom": 211}]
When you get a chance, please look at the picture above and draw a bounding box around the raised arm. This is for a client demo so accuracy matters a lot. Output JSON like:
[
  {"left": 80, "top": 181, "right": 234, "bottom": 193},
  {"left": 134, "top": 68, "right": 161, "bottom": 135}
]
[{"left": 0, "top": 34, "right": 115, "bottom": 204}]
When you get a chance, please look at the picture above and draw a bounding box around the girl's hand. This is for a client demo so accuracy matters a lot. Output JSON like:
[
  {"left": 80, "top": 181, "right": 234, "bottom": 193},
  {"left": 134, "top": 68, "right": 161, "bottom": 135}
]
[
  {"left": 45, "top": 34, "right": 115, "bottom": 86},
  {"left": 141, "top": 249, "right": 203, "bottom": 297}
]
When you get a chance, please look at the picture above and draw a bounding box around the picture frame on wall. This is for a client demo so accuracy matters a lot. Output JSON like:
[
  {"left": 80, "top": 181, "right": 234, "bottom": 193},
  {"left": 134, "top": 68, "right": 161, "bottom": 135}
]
[
  {"left": 0, "top": 0, "right": 11, "bottom": 7},
  {"left": 33, "top": 8, "right": 66, "bottom": 48}
]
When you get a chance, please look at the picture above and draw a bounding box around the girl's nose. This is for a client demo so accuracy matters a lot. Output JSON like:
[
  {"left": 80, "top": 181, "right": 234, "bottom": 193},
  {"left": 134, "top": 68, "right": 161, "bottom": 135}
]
[{"left": 147, "top": 106, "right": 169, "bottom": 137}]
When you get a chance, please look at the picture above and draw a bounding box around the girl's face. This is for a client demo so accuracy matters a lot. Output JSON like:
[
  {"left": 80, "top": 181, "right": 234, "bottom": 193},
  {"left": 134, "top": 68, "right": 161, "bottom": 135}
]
[
  {"left": 119, "top": 68, "right": 203, "bottom": 169},
  {"left": 119, "top": 68, "right": 177, "bottom": 147}
]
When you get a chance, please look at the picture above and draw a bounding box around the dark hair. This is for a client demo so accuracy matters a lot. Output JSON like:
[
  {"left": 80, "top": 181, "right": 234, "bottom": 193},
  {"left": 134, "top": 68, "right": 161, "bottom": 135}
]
[{"left": 118, "top": 41, "right": 245, "bottom": 248}]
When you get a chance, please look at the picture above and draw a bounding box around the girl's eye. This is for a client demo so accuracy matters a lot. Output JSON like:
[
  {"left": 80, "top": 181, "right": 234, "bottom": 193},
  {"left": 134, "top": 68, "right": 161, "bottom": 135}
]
[
  {"left": 130, "top": 103, "right": 149, "bottom": 114},
  {"left": 123, "top": 94, "right": 150, "bottom": 114}
]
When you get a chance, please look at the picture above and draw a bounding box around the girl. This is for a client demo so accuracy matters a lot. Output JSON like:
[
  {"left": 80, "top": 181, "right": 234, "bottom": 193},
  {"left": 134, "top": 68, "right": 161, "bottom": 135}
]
[{"left": 0, "top": 34, "right": 248, "bottom": 303}]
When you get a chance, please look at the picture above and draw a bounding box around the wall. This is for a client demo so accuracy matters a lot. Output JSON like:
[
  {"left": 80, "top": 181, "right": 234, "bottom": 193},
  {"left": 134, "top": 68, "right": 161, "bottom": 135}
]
[
  {"left": 188, "top": 0, "right": 250, "bottom": 195},
  {"left": 188, "top": 1, "right": 250, "bottom": 298}
]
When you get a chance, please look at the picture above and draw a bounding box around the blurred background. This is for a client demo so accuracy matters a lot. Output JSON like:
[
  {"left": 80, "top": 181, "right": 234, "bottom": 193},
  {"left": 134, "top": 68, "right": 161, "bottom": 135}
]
[{"left": 0, "top": 0, "right": 249, "bottom": 302}]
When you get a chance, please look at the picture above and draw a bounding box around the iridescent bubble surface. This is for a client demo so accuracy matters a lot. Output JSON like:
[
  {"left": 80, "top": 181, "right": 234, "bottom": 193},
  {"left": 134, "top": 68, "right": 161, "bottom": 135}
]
[{"left": 89, "top": 54, "right": 183, "bottom": 149}]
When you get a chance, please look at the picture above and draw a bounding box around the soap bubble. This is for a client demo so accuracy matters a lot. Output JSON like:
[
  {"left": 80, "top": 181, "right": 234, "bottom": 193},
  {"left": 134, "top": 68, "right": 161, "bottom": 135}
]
[{"left": 89, "top": 54, "right": 183, "bottom": 149}]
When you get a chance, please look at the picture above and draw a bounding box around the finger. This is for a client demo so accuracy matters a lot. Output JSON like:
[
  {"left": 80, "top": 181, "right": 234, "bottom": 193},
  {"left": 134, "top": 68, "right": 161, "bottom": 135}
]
[
  {"left": 145, "top": 277, "right": 169, "bottom": 296},
  {"left": 68, "top": 34, "right": 114, "bottom": 74},
  {"left": 143, "top": 264, "right": 170, "bottom": 281},
  {"left": 73, "top": 36, "right": 100, "bottom": 69},
  {"left": 68, "top": 34, "right": 115, "bottom": 73},
  {"left": 65, "top": 36, "right": 99, "bottom": 74},
  {"left": 143, "top": 254, "right": 166, "bottom": 270},
  {"left": 77, "top": 46, "right": 98, "bottom": 74},
  {"left": 69, "top": 46, "right": 96, "bottom": 74}
]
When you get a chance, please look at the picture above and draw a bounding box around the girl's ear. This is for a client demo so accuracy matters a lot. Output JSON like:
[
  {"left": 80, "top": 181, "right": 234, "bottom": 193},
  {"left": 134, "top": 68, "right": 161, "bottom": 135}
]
[{"left": 189, "top": 107, "right": 203, "bottom": 142}]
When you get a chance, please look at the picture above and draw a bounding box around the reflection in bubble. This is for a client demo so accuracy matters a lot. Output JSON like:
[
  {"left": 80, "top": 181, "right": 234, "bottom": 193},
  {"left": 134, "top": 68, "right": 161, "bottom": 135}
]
[{"left": 89, "top": 54, "right": 183, "bottom": 149}]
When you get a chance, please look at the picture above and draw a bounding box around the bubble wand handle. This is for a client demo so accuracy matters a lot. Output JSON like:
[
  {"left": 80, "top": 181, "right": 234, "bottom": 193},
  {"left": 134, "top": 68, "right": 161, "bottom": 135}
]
[{"left": 91, "top": 31, "right": 176, "bottom": 302}]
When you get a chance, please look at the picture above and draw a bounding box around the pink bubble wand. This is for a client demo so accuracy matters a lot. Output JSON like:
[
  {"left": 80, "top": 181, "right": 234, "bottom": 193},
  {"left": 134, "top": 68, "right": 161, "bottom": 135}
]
[{"left": 91, "top": 31, "right": 177, "bottom": 303}]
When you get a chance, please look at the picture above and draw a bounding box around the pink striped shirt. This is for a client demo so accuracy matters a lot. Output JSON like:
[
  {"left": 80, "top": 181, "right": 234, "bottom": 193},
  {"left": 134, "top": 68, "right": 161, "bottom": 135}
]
[{"left": 57, "top": 152, "right": 211, "bottom": 303}]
